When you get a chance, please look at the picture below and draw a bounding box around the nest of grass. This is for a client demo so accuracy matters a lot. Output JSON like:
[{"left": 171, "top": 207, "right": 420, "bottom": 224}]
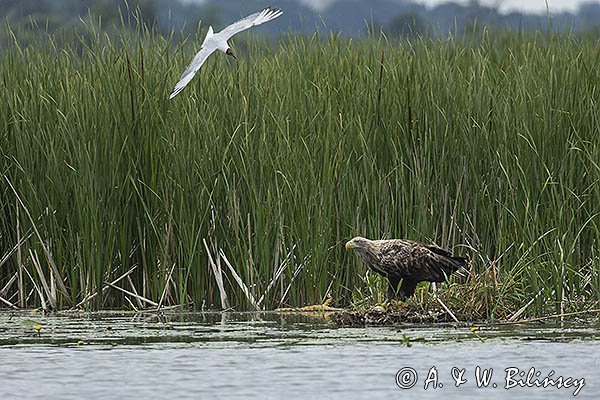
[
  {"left": 332, "top": 279, "right": 519, "bottom": 326},
  {"left": 331, "top": 278, "right": 600, "bottom": 327},
  {"left": 332, "top": 300, "right": 463, "bottom": 326}
]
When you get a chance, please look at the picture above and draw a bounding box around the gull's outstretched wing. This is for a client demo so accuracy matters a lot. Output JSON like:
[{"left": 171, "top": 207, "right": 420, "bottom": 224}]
[
  {"left": 219, "top": 7, "right": 283, "bottom": 40},
  {"left": 169, "top": 45, "right": 217, "bottom": 99}
]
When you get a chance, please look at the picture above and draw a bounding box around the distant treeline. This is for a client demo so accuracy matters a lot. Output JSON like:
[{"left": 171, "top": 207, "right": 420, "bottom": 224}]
[{"left": 2, "top": 0, "right": 600, "bottom": 46}]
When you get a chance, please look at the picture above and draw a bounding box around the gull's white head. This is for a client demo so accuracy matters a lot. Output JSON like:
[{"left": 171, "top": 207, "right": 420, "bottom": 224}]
[{"left": 225, "top": 47, "right": 237, "bottom": 59}]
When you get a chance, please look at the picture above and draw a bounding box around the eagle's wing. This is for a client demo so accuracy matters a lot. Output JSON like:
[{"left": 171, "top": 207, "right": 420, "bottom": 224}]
[
  {"left": 379, "top": 240, "right": 464, "bottom": 282},
  {"left": 219, "top": 7, "right": 283, "bottom": 40}
]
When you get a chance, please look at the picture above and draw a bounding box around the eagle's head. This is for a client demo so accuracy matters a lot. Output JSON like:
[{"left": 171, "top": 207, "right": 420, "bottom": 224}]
[
  {"left": 345, "top": 236, "right": 372, "bottom": 250},
  {"left": 346, "top": 236, "right": 379, "bottom": 255},
  {"left": 345, "top": 236, "right": 380, "bottom": 262}
]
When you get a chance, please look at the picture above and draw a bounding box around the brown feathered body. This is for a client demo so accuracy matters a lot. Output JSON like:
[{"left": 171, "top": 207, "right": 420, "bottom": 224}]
[{"left": 346, "top": 236, "right": 466, "bottom": 300}]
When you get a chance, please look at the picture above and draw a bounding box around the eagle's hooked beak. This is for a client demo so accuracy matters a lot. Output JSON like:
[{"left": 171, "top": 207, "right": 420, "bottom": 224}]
[{"left": 345, "top": 241, "right": 354, "bottom": 250}]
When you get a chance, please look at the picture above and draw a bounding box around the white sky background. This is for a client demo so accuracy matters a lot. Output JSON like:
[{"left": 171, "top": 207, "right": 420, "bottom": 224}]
[{"left": 417, "top": 0, "right": 596, "bottom": 14}]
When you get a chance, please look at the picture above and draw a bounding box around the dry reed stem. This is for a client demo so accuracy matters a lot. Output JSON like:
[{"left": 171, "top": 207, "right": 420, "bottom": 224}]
[
  {"left": 127, "top": 275, "right": 145, "bottom": 308},
  {"left": 0, "top": 294, "right": 18, "bottom": 309},
  {"left": 73, "top": 265, "right": 138, "bottom": 308},
  {"left": 16, "top": 201, "right": 24, "bottom": 307},
  {"left": 498, "top": 308, "right": 600, "bottom": 325},
  {"left": 22, "top": 262, "right": 47, "bottom": 311},
  {"left": 5, "top": 176, "right": 70, "bottom": 303},
  {"left": 246, "top": 213, "right": 255, "bottom": 290},
  {"left": 435, "top": 295, "right": 459, "bottom": 323},
  {"left": 257, "top": 244, "right": 296, "bottom": 306},
  {"left": 29, "top": 249, "right": 56, "bottom": 309},
  {"left": 220, "top": 249, "right": 259, "bottom": 310},
  {"left": 125, "top": 295, "right": 139, "bottom": 312},
  {"left": 0, "top": 224, "right": 34, "bottom": 308},
  {"left": 0, "top": 273, "right": 17, "bottom": 297},
  {"left": 508, "top": 290, "right": 542, "bottom": 322},
  {"left": 279, "top": 256, "right": 309, "bottom": 306},
  {"left": 0, "top": 228, "right": 33, "bottom": 269},
  {"left": 203, "top": 238, "right": 228, "bottom": 309},
  {"left": 106, "top": 282, "right": 159, "bottom": 307},
  {"left": 157, "top": 262, "right": 177, "bottom": 310}
]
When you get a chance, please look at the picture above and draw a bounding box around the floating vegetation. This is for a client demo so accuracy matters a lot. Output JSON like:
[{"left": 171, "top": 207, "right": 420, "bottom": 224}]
[{"left": 333, "top": 301, "right": 460, "bottom": 326}]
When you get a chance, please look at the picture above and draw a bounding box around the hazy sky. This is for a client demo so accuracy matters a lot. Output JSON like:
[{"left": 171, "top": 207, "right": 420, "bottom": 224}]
[
  {"left": 418, "top": 0, "right": 597, "bottom": 13},
  {"left": 187, "top": 0, "right": 599, "bottom": 14}
]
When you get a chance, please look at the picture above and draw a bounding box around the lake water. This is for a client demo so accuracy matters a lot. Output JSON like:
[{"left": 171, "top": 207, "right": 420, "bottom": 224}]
[{"left": 0, "top": 312, "right": 598, "bottom": 399}]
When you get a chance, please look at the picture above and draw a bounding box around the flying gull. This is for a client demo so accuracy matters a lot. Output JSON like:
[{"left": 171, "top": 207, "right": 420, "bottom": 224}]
[{"left": 169, "top": 7, "right": 283, "bottom": 99}]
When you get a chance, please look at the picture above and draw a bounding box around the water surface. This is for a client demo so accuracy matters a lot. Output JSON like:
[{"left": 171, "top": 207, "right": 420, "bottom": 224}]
[{"left": 0, "top": 311, "right": 598, "bottom": 399}]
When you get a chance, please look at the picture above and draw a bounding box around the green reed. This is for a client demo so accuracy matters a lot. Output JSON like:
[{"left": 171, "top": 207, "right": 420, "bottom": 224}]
[{"left": 0, "top": 24, "right": 598, "bottom": 318}]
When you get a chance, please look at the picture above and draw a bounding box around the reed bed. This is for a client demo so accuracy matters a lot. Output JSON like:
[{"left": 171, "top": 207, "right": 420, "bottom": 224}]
[{"left": 0, "top": 24, "right": 598, "bottom": 319}]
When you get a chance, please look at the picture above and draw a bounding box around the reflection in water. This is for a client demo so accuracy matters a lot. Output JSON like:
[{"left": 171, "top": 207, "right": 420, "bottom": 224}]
[{"left": 0, "top": 312, "right": 598, "bottom": 399}]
